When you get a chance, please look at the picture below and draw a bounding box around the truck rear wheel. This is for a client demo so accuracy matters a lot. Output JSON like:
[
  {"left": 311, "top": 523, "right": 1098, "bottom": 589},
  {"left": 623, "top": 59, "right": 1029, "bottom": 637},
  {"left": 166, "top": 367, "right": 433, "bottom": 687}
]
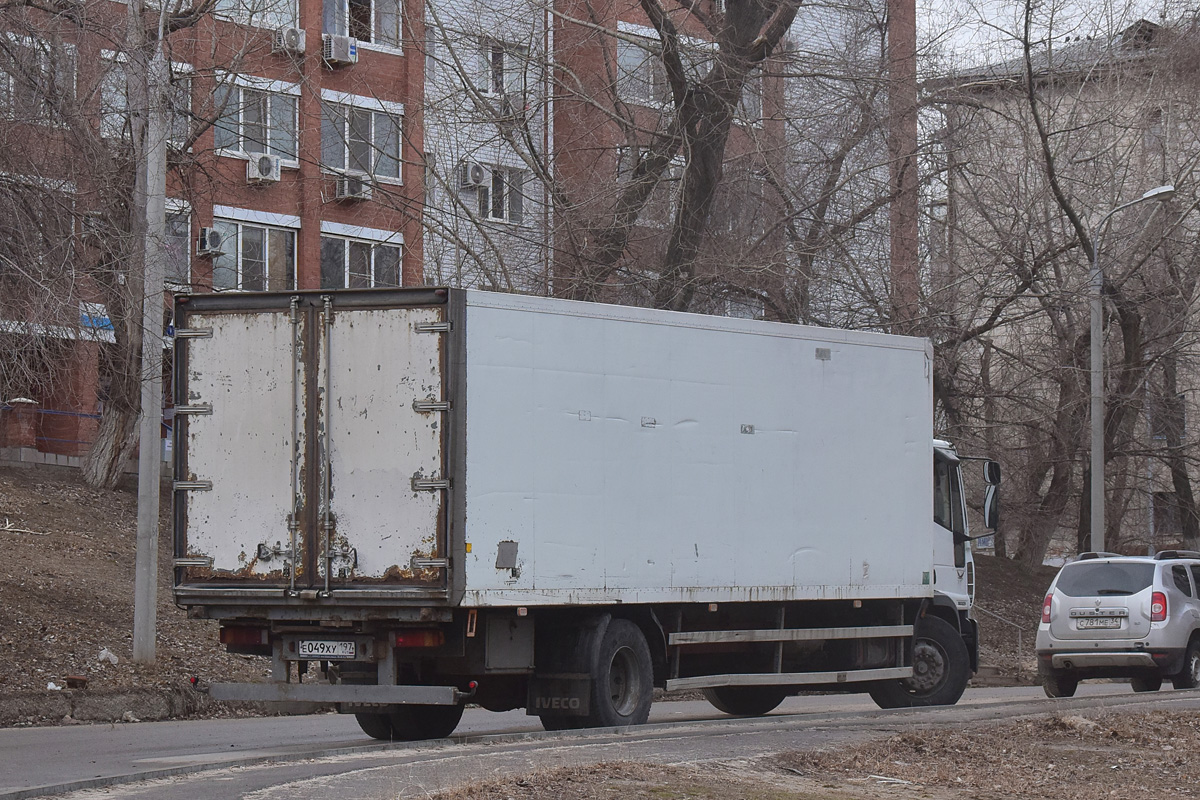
[
  {"left": 388, "top": 704, "right": 464, "bottom": 740},
  {"left": 354, "top": 712, "right": 394, "bottom": 740},
  {"left": 703, "top": 686, "right": 788, "bottom": 716},
  {"left": 581, "top": 618, "right": 653, "bottom": 728},
  {"left": 869, "top": 615, "right": 970, "bottom": 709}
]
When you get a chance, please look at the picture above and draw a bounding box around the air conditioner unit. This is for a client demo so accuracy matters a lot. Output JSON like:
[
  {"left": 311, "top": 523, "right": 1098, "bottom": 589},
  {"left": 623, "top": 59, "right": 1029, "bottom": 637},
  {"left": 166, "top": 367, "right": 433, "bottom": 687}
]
[
  {"left": 335, "top": 175, "right": 373, "bottom": 201},
  {"left": 458, "top": 161, "right": 487, "bottom": 189},
  {"left": 247, "top": 153, "right": 283, "bottom": 184},
  {"left": 196, "top": 227, "right": 223, "bottom": 256},
  {"left": 322, "top": 34, "right": 358, "bottom": 66},
  {"left": 273, "top": 26, "right": 307, "bottom": 55}
]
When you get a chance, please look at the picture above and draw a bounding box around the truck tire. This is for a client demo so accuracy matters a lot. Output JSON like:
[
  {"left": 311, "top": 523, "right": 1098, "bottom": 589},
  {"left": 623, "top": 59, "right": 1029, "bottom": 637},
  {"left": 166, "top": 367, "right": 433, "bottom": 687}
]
[
  {"left": 868, "top": 615, "right": 970, "bottom": 709},
  {"left": 1040, "top": 671, "right": 1078, "bottom": 698},
  {"left": 703, "top": 686, "right": 788, "bottom": 716},
  {"left": 388, "top": 704, "right": 464, "bottom": 740},
  {"left": 1172, "top": 640, "right": 1200, "bottom": 689},
  {"left": 354, "top": 712, "right": 394, "bottom": 740},
  {"left": 580, "top": 618, "right": 653, "bottom": 728}
]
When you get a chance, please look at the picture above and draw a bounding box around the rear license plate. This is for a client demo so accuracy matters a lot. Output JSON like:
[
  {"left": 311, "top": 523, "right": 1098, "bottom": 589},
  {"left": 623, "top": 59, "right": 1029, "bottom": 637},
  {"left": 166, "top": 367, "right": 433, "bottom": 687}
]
[
  {"left": 1076, "top": 617, "right": 1121, "bottom": 630},
  {"left": 298, "top": 640, "right": 356, "bottom": 659}
]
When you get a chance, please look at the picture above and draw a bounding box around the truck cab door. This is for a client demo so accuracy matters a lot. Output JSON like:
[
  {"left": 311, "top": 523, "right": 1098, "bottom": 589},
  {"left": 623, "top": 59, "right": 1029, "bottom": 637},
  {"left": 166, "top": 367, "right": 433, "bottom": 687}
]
[{"left": 933, "top": 447, "right": 971, "bottom": 610}]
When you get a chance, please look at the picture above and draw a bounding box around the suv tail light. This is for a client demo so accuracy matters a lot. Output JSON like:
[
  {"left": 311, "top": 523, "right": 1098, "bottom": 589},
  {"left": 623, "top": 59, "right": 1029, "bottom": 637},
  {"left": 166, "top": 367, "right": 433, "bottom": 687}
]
[
  {"left": 1042, "top": 594, "right": 1053, "bottom": 623},
  {"left": 1151, "top": 591, "right": 1168, "bottom": 622}
]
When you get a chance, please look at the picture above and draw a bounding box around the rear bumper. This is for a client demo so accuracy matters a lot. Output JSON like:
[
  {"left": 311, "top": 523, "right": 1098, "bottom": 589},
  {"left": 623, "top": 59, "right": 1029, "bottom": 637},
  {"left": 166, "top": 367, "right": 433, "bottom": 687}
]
[
  {"left": 1037, "top": 648, "right": 1186, "bottom": 676},
  {"left": 209, "top": 682, "right": 467, "bottom": 705}
]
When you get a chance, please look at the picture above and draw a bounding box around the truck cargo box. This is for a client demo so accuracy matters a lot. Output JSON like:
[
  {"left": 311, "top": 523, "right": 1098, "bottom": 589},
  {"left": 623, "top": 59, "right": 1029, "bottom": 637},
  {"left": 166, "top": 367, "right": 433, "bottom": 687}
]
[{"left": 173, "top": 289, "right": 934, "bottom": 609}]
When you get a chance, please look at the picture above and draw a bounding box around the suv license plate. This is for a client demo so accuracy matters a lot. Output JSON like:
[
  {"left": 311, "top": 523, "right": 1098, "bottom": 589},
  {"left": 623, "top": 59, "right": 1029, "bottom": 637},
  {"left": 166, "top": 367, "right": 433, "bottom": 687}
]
[
  {"left": 298, "top": 640, "right": 356, "bottom": 659},
  {"left": 1077, "top": 617, "right": 1121, "bottom": 630}
]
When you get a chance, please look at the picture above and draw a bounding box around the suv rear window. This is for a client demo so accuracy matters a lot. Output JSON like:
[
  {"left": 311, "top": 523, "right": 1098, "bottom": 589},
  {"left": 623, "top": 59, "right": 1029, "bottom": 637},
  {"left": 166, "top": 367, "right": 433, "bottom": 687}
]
[{"left": 1055, "top": 562, "right": 1155, "bottom": 597}]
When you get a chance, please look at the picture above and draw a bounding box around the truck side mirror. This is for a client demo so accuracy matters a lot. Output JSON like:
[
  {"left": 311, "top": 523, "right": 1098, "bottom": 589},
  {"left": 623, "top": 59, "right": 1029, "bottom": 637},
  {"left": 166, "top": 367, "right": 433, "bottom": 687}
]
[
  {"left": 984, "top": 484, "right": 999, "bottom": 530},
  {"left": 985, "top": 460, "right": 1001, "bottom": 486}
]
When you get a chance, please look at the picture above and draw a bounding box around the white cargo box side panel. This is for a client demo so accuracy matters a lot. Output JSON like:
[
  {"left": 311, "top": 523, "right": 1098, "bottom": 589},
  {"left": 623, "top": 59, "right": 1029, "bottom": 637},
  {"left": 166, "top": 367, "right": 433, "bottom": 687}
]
[
  {"left": 182, "top": 312, "right": 299, "bottom": 576},
  {"left": 459, "top": 293, "right": 933, "bottom": 605}
]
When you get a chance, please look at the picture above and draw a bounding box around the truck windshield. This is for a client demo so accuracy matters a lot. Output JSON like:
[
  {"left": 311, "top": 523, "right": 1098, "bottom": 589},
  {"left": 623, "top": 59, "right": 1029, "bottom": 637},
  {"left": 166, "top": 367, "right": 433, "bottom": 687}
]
[{"left": 1055, "top": 562, "right": 1155, "bottom": 597}]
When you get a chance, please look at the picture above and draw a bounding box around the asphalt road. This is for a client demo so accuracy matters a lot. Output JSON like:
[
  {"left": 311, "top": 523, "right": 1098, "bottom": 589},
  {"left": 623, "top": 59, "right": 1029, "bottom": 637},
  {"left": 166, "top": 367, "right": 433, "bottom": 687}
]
[{"left": 4, "top": 685, "right": 1200, "bottom": 800}]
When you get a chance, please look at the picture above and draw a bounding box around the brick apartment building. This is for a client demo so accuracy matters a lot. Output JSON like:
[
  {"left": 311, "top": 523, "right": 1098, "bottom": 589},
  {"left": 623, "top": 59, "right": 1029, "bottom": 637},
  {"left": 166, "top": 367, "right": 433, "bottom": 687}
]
[{"left": 0, "top": 0, "right": 786, "bottom": 463}]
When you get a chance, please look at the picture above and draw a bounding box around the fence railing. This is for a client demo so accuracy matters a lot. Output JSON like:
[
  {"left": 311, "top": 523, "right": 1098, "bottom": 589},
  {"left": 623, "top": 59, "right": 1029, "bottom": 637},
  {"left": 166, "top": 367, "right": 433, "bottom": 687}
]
[{"left": 973, "top": 603, "right": 1025, "bottom": 653}]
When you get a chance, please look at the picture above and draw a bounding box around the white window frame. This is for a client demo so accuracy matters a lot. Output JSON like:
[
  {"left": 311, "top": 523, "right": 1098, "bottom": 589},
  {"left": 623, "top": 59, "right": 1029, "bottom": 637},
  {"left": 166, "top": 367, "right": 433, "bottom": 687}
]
[
  {"left": 164, "top": 198, "right": 192, "bottom": 288},
  {"left": 99, "top": 52, "right": 193, "bottom": 146},
  {"left": 736, "top": 66, "right": 763, "bottom": 126},
  {"left": 320, "top": 90, "right": 404, "bottom": 183},
  {"left": 213, "top": 73, "right": 300, "bottom": 163},
  {"left": 213, "top": 0, "right": 299, "bottom": 30},
  {"left": 319, "top": 223, "right": 403, "bottom": 289},
  {"left": 614, "top": 22, "right": 712, "bottom": 109},
  {"left": 0, "top": 34, "right": 76, "bottom": 126},
  {"left": 323, "top": 0, "right": 403, "bottom": 52},
  {"left": 617, "top": 146, "right": 683, "bottom": 229},
  {"left": 211, "top": 208, "right": 299, "bottom": 292},
  {"left": 472, "top": 164, "right": 526, "bottom": 224},
  {"left": 474, "top": 38, "right": 527, "bottom": 97}
]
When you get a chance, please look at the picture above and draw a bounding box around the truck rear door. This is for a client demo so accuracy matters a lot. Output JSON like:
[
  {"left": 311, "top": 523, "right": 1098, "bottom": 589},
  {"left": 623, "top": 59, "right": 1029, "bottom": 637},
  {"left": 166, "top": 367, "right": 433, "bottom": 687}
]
[{"left": 173, "top": 290, "right": 451, "bottom": 597}]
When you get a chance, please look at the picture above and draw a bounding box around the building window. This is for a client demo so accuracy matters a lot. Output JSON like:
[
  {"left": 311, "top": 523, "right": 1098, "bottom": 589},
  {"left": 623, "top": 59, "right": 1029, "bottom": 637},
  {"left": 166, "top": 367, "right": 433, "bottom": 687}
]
[
  {"left": 319, "top": 236, "right": 401, "bottom": 288},
  {"left": 323, "top": 0, "right": 401, "bottom": 47},
  {"left": 321, "top": 102, "right": 401, "bottom": 180},
  {"left": 475, "top": 40, "right": 526, "bottom": 95},
  {"left": 215, "top": 85, "right": 297, "bottom": 160},
  {"left": 0, "top": 36, "right": 75, "bottom": 124},
  {"left": 165, "top": 211, "right": 191, "bottom": 287},
  {"left": 214, "top": 0, "right": 298, "bottom": 29},
  {"left": 1151, "top": 392, "right": 1186, "bottom": 441},
  {"left": 737, "top": 67, "right": 762, "bottom": 123},
  {"left": 468, "top": 166, "right": 525, "bottom": 224},
  {"left": 616, "top": 38, "right": 667, "bottom": 106},
  {"left": 99, "top": 59, "right": 191, "bottom": 145},
  {"left": 617, "top": 147, "right": 682, "bottom": 228},
  {"left": 211, "top": 220, "right": 296, "bottom": 291}
]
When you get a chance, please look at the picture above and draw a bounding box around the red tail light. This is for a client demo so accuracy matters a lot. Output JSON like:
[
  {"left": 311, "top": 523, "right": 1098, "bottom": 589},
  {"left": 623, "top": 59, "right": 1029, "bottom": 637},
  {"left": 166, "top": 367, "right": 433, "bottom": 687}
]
[
  {"left": 1042, "top": 594, "right": 1053, "bottom": 623},
  {"left": 395, "top": 630, "right": 445, "bottom": 648},
  {"left": 220, "top": 626, "right": 269, "bottom": 646},
  {"left": 1151, "top": 592, "right": 1168, "bottom": 622}
]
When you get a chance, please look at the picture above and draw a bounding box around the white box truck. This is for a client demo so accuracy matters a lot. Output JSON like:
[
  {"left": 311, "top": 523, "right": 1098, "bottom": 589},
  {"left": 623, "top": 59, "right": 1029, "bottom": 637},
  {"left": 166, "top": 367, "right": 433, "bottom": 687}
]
[{"left": 172, "top": 288, "right": 997, "bottom": 740}]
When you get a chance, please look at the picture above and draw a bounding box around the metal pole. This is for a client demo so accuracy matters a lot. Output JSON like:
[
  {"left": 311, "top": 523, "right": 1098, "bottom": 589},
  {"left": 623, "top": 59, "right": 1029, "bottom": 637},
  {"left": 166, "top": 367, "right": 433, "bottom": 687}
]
[
  {"left": 1089, "top": 241, "right": 1104, "bottom": 553},
  {"left": 1087, "top": 185, "right": 1175, "bottom": 555}
]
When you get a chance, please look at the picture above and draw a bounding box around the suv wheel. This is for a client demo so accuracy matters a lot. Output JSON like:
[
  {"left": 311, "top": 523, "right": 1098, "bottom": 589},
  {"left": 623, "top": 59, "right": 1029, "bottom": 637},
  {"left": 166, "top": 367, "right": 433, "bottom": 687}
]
[
  {"left": 1041, "top": 671, "right": 1078, "bottom": 698},
  {"left": 1131, "top": 675, "right": 1162, "bottom": 692},
  {"left": 1172, "top": 640, "right": 1200, "bottom": 690}
]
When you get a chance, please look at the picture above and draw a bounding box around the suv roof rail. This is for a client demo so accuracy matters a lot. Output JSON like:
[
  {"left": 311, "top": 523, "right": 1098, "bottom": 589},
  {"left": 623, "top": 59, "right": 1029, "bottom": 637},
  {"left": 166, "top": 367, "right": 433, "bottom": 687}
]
[
  {"left": 1076, "top": 551, "right": 1123, "bottom": 560},
  {"left": 1153, "top": 550, "right": 1200, "bottom": 560}
]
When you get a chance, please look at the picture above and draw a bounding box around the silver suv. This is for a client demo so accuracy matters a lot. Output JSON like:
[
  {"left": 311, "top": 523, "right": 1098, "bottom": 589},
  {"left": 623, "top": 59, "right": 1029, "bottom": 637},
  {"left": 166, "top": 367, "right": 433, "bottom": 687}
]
[{"left": 1036, "top": 551, "right": 1200, "bottom": 697}]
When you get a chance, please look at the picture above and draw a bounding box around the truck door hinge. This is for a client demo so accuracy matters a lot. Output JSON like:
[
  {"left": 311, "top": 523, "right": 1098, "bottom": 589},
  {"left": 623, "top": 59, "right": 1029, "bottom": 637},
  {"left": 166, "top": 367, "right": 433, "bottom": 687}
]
[
  {"left": 412, "top": 477, "right": 451, "bottom": 491},
  {"left": 412, "top": 398, "right": 451, "bottom": 413},
  {"left": 415, "top": 321, "right": 452, "bottom": 333},
  {"left": 411, "top": 557, "right": 449, "bottom": 569},
  {"left": 174, "top": 480, "right": 213, "bottom": 491},
  {"left": 174, "top": 328, "right": 213, "bottom": 339},
  {"left": 175, "top": 404, "right": 213, "bottom": 416}
]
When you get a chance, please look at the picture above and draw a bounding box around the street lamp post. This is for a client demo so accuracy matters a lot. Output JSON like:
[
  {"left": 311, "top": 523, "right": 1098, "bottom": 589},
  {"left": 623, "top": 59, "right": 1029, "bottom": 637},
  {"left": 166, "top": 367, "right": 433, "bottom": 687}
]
[{"left": 1088, "top": 184, "right": 1175, "bottom": 554}]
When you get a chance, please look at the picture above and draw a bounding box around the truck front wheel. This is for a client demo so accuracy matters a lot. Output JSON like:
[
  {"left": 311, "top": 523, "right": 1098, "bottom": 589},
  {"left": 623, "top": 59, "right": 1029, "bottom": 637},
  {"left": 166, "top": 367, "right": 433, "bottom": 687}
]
[
  {"left": 703, "top": 686, "right": 788, "bottom": 716},
  {"left": 869, "top": 615, "right": 970, "bottom": 709}
]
